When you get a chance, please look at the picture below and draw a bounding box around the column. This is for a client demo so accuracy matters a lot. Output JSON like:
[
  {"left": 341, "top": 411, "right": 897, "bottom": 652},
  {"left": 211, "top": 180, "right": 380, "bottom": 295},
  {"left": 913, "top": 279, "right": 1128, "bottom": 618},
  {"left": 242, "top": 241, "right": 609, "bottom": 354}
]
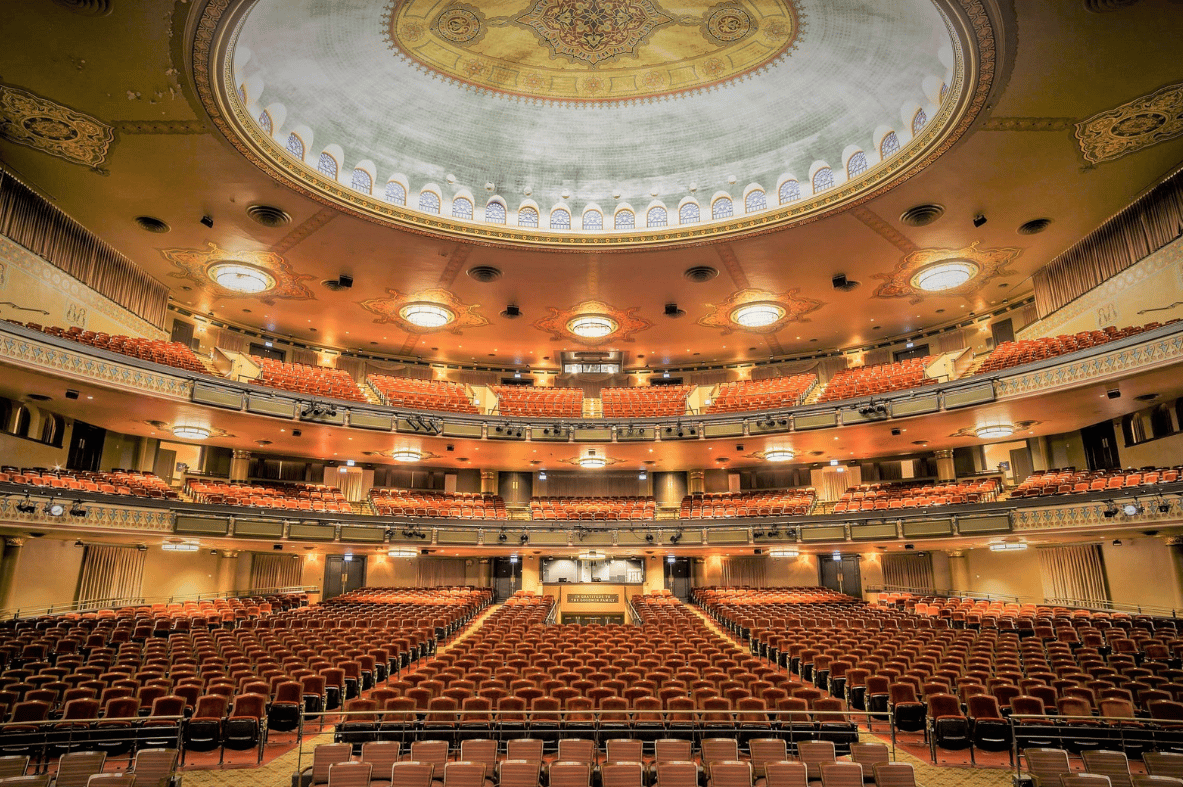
[
  {"left": 0, "top": 538, "right": 24, "bottom": 611},
  {"left": 933, "top": 449, "right": 956, "bottom": 482},
  {"left": 230, "top": 450, "right": 251, "bottom": 483},
  {"left": 687, "top": 470, "right": 705, "bottom": 495},
  {"left": 480, "top": 471, "right": 497, "bottom": 495},
  {"left": 947, "top": 549, "right": 970, "bottom": 593}
]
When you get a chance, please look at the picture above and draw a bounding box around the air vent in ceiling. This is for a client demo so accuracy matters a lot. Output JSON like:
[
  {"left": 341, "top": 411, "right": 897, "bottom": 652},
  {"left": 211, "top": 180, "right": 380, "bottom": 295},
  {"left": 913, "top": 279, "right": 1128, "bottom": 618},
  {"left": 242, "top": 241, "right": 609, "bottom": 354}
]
[
  {"left": 684, "top": 265, "right": 719, "bottom": 282},
  {"left": 52, "top": 0, "right": 112, "bottom": 16},
  {"left": 134, "top": 216, "right": 170, "bottom": 233},
  {"left": 247, "top": 204, "right": 292, "bottom": 227},
  {"left": 1018, "top": 218, "right": 1052, "bottom": 235},
  {"left": 467, "top": 265, "right": 503, "bottom": 282},
  {"left": 1083, "top": 0, "right": 1139, "bottom": 11},
  {"left": 900, "top": 203, "right": 945, "bottom": 227}
]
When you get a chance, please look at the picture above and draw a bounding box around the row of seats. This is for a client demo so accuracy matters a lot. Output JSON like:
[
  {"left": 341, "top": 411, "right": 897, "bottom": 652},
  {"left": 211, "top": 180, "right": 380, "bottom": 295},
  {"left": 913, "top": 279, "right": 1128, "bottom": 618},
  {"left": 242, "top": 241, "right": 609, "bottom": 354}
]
[
  {"left": 367, "top": 375, "right": 477, "bottom": 414},
  {"left": 492, "top": 386, "right": 584, "bottom": 418},
  {"left": 1025, "top": 748, "right": 1183, "bottom": 787},
  {"left": 0, "top": 749, "right": 178, "bottom": 787},
  {"left": 9, "top": 321, "right": 207, "bottom": 374},
  {"left": 601, "top": 386, "right": 691, "bottom": 418},
  {"left": 250, "top": 357, "right": 368, "bottom": 402},
  {"left": 528, "top": 497, "right": 656, "bottom": 521},
  {"left": 816, "top": 357, "right": 935, "bottom": 403},
  {"left": 1010, "top": 466, "right": 1183, "bottom": 498},
  {"left": 185, "top": 480, "right": 351, "bottom": 512},
  {"left": 832, "top": 479, "right": 999, "bottom": 512},
  {"left": 704, "top": 374, "right": 817, "bottom": 414},
  {"left": 977, "top": 321, "right": 1177, "bottom": 375},
  {"left": 679, "top": 490, "right": 817, "bottom": 519},
  {"left": 368, "top": 490, "right": 508, "bottom": 520},
  {"left": 0, "top": 468, "right": 178, "bottom": 499}
]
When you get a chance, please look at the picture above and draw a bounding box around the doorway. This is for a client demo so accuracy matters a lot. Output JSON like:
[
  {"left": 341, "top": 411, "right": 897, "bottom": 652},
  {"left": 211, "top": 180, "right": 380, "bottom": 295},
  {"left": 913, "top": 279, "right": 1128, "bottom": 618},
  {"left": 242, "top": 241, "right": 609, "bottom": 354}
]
[
  {"left": 491, "top": 557, "right": 520, "bottom": 601},
  {"left": 1082, "top": 419, "right": 1121, "bottom": 471},
  {"left": 818, "top": 554, "right": 863, "bottom": 597},
  {"left": 67, "top": 420, "right": 106, "bottom": 472},
  {"left": 666, "top": 558, "right": 692, "bottom": 600},
  {"left": 324, "top": 554, "right": 367, "bottom": 600}
]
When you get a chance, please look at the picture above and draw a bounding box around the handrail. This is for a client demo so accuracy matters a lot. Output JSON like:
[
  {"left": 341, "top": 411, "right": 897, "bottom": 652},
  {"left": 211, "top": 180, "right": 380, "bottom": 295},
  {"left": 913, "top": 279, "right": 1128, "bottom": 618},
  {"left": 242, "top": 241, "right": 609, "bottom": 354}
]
[
  {"left": 870, "top": 584, "right": 1180, "bottom": 618},
  {"left": 0, "top": 584, "right": 318, "bottom": 621}
]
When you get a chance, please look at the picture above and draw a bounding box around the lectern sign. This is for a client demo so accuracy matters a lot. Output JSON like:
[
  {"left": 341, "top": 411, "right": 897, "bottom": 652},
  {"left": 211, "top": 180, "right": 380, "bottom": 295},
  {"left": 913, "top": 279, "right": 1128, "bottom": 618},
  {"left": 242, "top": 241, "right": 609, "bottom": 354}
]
[{"left": 567, "top": 593, "right": 620, "bottom": 604}]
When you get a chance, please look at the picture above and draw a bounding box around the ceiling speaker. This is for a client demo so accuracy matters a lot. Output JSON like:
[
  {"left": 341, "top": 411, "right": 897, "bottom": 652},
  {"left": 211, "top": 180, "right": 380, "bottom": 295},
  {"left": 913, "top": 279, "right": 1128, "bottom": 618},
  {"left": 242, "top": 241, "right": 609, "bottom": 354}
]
[{"left": 832, "top": 273, "right": 860, "bottom": 291}]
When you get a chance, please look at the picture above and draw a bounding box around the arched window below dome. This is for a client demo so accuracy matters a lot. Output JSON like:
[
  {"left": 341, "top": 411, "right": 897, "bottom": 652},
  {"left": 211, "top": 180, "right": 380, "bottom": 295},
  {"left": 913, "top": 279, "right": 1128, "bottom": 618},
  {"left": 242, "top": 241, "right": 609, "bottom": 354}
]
[
  {"left": 880, "top": 132, "right": 900, "bottom": 159},
  {"left": 452, "top": 196, "right": 473, "bottom": 219},
  {"left": 550, "top": 208, "right": 571, "bottom": 229},
  {"left": 847, "top": 152, "right": 868, "bottom": 178},
  {"left": 518, "top": 206, "right": 539, "bottom": 228},
  {"left": 419, "top": 190, "right": 440, "bottom": 214},
  {"left": 615, "top": 210, "right": 635, "bottom": 230},
  {"left": 384, "top": 181, "right": 406, "bottom": 205},
  {"left": 712, "top": 197, "right": 733, "bottom": 220},
  {"left": 913, "top": 108, "right": 928, "bottom": 136},
  {"left": 257, "top": 110, "right": 272, "bottom": 134},
  {"left": 351, "top": 168, "right": 372, "bottom": 194},
  {"left": 745, "top": 190, "right": 766, "bottom": 213},
  {"left": 647, "top": 206, "right": 667, "bottom": 227},
  {"left": 317, "top": 152, "right": 338, "bottom": 179},
  {"left": 778, "top": 180, "right": 800, "bottom": 204},
  {"left": 812, "top": 168, "right": 834, "bottom": 193},
  {"left": 583, "top": 210, "right": 603, "bottom": 230},
  {"left": 485, "top": 201, "right": 506, "bottom": 224},
  {"left": 285, "top": 133, "right": 304, "bottom": 160},
  {"left": 679, "top": 202, "right": 700, "bottom": 223}
]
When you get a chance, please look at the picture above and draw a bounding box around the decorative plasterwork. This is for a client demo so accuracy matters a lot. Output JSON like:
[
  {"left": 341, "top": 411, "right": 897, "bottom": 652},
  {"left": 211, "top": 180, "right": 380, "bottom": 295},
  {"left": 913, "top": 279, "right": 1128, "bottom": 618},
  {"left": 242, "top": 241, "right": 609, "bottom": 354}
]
[
  {"left": 533, "top": 299, "right": 651, "bottom": 345},
  {"left": 358, "top": 288, "right": 489, "bottom": 335},
  {"left": 1075, "top": 81, "right": 1183, "bottom": 165},
  {"left": 1012, "top": 497, "right": 1179, "bottom": 533},
  {"left": 144, "top": 419, "right": 235, "bottom": 439},
  {"left": 0, "top": 84, "right": 114, "bottom": 169},
  {"left": 948, "top": 419, "right": 1040, "bottom": 438},
  {"left": 698, "top": 288, "right": 824, "bottom": 335},
  {"left": 159, "top": 243, "right": 316, "bottom": 304},
  {"left": 0, "top": 496, "right": 173, "bottom": 534},
  {"left": 556, "top": 454, "right": 626, "bottom": 468},
  {"left": 872, "top": 242, "right": 1021, "bottom": 303},
  {"left": 362, "top": 448, "right": 442, "bottom": 461},
  {"left": 995, "top": 330, "right": 1183, "bottom": 398}
]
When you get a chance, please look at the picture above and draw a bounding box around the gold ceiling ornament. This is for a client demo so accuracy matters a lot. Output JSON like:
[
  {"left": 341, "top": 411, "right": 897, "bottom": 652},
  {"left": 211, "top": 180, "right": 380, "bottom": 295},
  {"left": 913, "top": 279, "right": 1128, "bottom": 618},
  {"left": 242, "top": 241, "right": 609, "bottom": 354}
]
[
  {"left": 159, "top": 243, "right": 316, "bottom": 304},
  {"left": 557, "top": 453, "right": 624, "bottom": 468},
  {"left": 872, "top": 242, "right": 1021, "bottom": 304},
  {"left": 533, "top": 299, "right": 652, "bottom": 345},
  {"left": 949, "top": 419, "right": 1039, "bottom": 439},
  {"left": 698, "top": 288, "right": 824, "bottom": 335},
  {"left": 1075, "top": 81, "right": 1183, "bottom": 165},
  {"left": 362, "top": 447, "right": 442, "bottom": 462},
  {"left": 382, "top": 0, "right": 799, "bottom": 103},
  {"left": 144, "top": 420, "right": 236, "bottom": 439},
  {"left": 358, "top": 288, "right": 489, "bottom": 335},
  {"left": 0, "top": 83, "right": 114, "bottom": 170}
]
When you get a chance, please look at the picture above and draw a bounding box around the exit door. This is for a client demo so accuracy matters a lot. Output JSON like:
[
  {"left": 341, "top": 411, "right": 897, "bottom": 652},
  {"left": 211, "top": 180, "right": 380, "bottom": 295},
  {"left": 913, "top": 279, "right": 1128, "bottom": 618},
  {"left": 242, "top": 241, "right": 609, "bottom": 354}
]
[
  {"left": 324, "top": 555, "right": 367, "bottom": 600},
  {"left": 819, "top": 554, "right": 862, "bottom": 598},
  {"left": 666, "top": 558, "right": 692, "bottom": 601}
]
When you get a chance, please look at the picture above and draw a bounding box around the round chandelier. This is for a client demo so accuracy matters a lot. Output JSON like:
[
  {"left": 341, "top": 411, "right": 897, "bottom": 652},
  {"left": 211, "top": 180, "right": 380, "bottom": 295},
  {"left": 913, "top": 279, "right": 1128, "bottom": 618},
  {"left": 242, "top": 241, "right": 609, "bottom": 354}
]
[
  {"left": 912, "top": 260, "right": 979, "bottom": 292},
  {"left": 400, "top": 303, "right": 455, "bottom": 328},
  {"left": 578, "top": 454, "right": 607, "bottom": 469},
  {"left": 764, "top": 448, "right": 795, "bottom": 462},
  {"left": 172, "top": 425, "right": 211, "bottom": 440},
  {"left": 391, "top": 448, "right": 422, "bottom": 463},
  {"left": 567, "top": 315, "right": 618, "bottom": 339},
  {"left": 974, "top": 423, "right": 1015, "bottom": 440},
  {"left": 208, "top": 262, "right": 275, "bottom": 294},
  {"left": 731, "top": 302, "right": 786, "bottom": 328}
]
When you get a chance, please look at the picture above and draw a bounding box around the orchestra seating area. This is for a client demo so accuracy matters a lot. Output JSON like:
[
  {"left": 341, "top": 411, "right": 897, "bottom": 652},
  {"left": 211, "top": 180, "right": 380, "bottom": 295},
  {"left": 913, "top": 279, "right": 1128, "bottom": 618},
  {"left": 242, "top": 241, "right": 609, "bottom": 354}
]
[
  {"left": 184, "top": 480, "right": 351, "bottom": 512},
  {"left": 366, "top": 375, "right": 477, "bottom": 413},
  {"left": 601, "top": 385, "right": 692, "bottom": 418},
  {"left": 0, "top": 467, "right": 179, "bottom": 498},
  {"left": 832, "top": 479, "right": 1000, "bottom": 512},
  {"left": 1008, "top": 466, "right": 1183, "bottom": 498},
  {"left": 368, "top": 489, "right": 508, "bottom": 519},
  {"left": 817, "top": 357, "right": 935, "bottom": 403},
  {"left": 976, "top": 321, "right": 1177, "bottom": 375},
  {"left": 8, "top": 321, "right": 208, "bottom": 374},
  {"left": 491, "top": 385, "right": 583, "bottom": 418},
  {"left": 250, "top": 357, "right": 367, "bottom": 402},
  {"left": 704, "top": 374, "right": 817, "bottom": 414},
  {"left": 679, "top": 489, "right": 817, "bottom": 518},
  {"left": 528, "top": 496, "right": 656, "bottom": 520}
]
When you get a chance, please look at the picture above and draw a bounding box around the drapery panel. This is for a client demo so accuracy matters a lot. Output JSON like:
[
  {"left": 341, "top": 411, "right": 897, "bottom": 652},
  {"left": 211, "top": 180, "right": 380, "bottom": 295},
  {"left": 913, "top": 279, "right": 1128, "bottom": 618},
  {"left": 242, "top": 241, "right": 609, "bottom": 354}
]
[
  {"left": 0, "top": 170, "right": 170, "bottom": 328},
  {"left": 720, "top": 557, "right": 768, "bottom": 587},
  {"left": 76, "top": 545, "right": 145, "bottom": 608},
  {"left": 1039, "top": 544, "right": 1110, "bottom": 605},
  {"left": 417, "top": 558, "right": 467, "bottom": 586},
  {"left": 810, "top": 466, "right": 863, "bottom": 502},
  {"left": 214, "top": 328, "right": 248, "bottom": 354},
  {"left": 883, "top": 553, "right": 935, "bottom": 592},
  {"left": 249, "top": 553, "right": 302, "bottom": 590}
]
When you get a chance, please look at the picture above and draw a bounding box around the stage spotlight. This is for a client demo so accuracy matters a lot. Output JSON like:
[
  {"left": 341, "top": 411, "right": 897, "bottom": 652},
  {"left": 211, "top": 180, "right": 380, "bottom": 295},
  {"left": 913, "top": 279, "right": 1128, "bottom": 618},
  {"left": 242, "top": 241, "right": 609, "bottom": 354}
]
[
  {"left": 69, "top": 500, "right": 87, "bottom": 518},
  {"left": 15, "top": 495, "right": 36, "bottom": 514}
]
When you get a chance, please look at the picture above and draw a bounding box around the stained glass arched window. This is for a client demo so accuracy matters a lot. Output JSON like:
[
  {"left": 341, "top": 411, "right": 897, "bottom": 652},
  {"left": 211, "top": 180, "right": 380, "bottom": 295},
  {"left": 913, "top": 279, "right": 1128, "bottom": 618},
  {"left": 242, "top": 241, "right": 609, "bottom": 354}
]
[
  {"left": 812, "top": 168, "right": 834, "bottom": 193},
  {"left": 646, "top": 206, "right": 667, "bottom": 227},
  {"left": 615, "top": 210, "right": 635, "bottom": 230},
  {"left": 317, "top": 152, "right": 338, "bottom": 179},
  {"left": 913, "top": 108, "right": 928, "bottom": 136},
  {"left": 518, "top": 206, "right": 539, "bottom": 228},
  {"left": 712, "top": 197, "right": 733, "bottom": 220},
  {"left": 679, "top": 202, "right": 700, "bottom": 224},
  {"left": 745, "top": 190, "right": 767, "bottom": 213},
  {"left": 779, "top": 180, "right": 800, "bottom": 204},
  {"left": 452, "top": 196, "right": 473, "bottom": 219},
  {"left": 847, "top": 152, "right": 868, "bottom": 178},
  {"left": 385, "top": 181, "right": 406, "bottom": 205},
  {"left": 285, "top": 133, "right": 304, "bottom": 160},
  {"left": 419, "top": 190, "right": 440, "bottom": 214},
  {"left": 351, "top": 168, "right": 372, "bottom": 194},
  {"left": 550, "top": 208, "right": 571, "bottom": 229},
  {"left": 485, "top": 201, "right": 506, "bottom": 224},
  {"left": 880, "top": 132, "right": 900, "bottom": 159},
  {"left": 258, "top": 110, "right": 272, "bottom": 134},
  {"left": 583, "top": 210, "right": 603, "bottom": 230}
]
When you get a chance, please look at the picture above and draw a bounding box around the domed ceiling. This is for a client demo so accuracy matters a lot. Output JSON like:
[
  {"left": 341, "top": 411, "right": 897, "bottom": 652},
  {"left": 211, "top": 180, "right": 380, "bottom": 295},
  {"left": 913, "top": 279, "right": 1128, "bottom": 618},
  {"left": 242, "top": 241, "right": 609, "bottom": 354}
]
[{"left": 210, "top": 0, "right": 975, "bottom": 247}]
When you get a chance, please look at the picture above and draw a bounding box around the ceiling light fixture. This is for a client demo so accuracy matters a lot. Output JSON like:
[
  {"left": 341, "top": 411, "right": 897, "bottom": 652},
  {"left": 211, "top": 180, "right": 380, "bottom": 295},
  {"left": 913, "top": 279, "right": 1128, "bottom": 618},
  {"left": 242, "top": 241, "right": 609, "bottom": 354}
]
[
  {"left": 912, "top": 260, "right": 979, "bottom": 292},
  {"left": 400, "top": 303, "right": 455, "bottom": 328},
  {"left": 579, "top": 453, "right": 607, "bottom": 469},
  {"left": 769, "top": 548, "right": 800, "bottom": 558},
  {"left": 975, "top": 423, "right": 1015, "bottom": 440},
  {"left": 387, "top": 548, "right": 416, "bottom": 557},
  {"left": 567, "top": 315, "right": 618, "bottom": 338},
  {"left": 578, "top": 550, "right": 607, "bottom": 561},
  {"left": 989, "top": 542, "right": 1027, "bottom": 551},
  {"left": 764, "top": 449, "right": 795, "bottom": 463},
  {"left": 731, "top": 302, "right": 786, "bottom": 328},
  {"left": 172, "top": 425, "right": 211, "bottom": 440},
  {"left": 391, "top": 449, "right": 422, "bottom": 463},
  {"left": 208, "top": 262, "right": 275, "bottom": 294},
  {"left": 162, "top": 541, "right": 200, "bottom": 552}
]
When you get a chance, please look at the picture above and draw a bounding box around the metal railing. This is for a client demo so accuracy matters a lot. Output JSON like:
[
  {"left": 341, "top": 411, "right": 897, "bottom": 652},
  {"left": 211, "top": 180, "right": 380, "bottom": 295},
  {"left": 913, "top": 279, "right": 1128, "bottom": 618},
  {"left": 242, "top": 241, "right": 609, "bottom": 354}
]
[
  {"left": 0, "top": 585, "right": 318, "bottom": 621},
  {"left": 1008, "top": 711, "right": 1171, "bottom": 783},
  {"left": 870, "top": 585, "right": 1182, "bottom": 618},
  {"left": 0, "top": 714, "right": 184, "bottom": 773}
]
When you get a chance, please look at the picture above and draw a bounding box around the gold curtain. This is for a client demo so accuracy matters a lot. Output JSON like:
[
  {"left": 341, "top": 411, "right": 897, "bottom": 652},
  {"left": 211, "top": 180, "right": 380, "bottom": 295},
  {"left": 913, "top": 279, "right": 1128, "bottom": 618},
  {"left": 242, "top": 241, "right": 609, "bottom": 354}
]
[
  {"left": 0, "top": 170, "right": 170, "bottom": 328},
  {"left": 417, "top": 558, "right": 467, "bottom": 586},
  {"left": 720, "top": 557, "right": 768, "bottom": 587},
  {"left": 883, "top": 553, "right": 935, "bottom": 592},
  {"left": 249, "top": 553, "right": 303, "bottom": 590},
  {"left": 1038, "top": 544, "right": 1110, "bottom": 605},
  {"left": 76, "top": 545, "right": 146, "bottom": 608},
  {"left": 214, "top": 328, "right": 248, "bottom": 354}
]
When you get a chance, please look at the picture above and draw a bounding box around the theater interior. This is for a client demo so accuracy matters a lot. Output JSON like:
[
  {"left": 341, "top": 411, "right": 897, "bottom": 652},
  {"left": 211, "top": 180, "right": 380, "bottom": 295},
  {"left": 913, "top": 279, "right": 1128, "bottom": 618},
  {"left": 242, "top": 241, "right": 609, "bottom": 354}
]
[{"left": 0, "top": 0, "right": 1182, "bottom": 785}]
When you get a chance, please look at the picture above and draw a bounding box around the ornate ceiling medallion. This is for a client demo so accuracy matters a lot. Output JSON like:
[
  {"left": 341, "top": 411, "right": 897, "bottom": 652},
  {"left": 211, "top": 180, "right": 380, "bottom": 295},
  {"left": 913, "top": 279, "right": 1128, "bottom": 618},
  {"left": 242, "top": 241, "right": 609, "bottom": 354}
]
[
  {"left": 1075, "top": 81, "right": 1183, "bottom": 164},
  {"left": 516, "top": 0, "right": 673, "bottom": 66},
  {"left": 0, "top": 84, "right": 114, "bottom": 169},
  {"left": 363, "top": 447, "right": 442, "bottom": 462},
  {"left": 873, "top": 243, "right": 1020, "bottom": 303},
  {"left": 144, "top": 420, "right": 235, "bottom": 439},
  {"left": 699, "top": 288, "right": 824, "bottom": 335},
  {"left": 558, "top": 452, "right": 623, "bottom": 468},
  {"left": 949, "top": 419, "right": 1039, "bottom": 439},
  {"left": 359, "top": 288, "right": 488, "bottom": 334},
  {"left": 533, "top": 299, "right": 651, "bottom": 345},
  {"left": 160, "top": 243, "right": 315, "bottom": 304}
]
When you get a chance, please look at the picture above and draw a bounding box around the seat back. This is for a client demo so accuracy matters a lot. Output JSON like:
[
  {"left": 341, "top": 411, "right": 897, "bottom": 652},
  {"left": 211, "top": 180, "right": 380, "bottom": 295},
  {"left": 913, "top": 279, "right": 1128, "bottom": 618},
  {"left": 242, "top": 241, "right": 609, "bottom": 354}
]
[
  {"left": 872, "top": 763, "right": 917, "bottom": 787},
  {"left": 389, "top": 762, "right": 434, "bottom": 787},
  {"left": 359, "top": 741, "right": 400, "bottom": 773},
  {"left": 327, "top": 763, "right": 372, "bottom": 787},
  {"left": 441, "top": 762, "right": 485, "bottom": 787},
  {"left": 600, "top": 762, "right": 643, "bottom": 787},
  {"left": 130, "top": 748, "right": 178, "bottom": 787},
  {"left": 766, "top": 762, "right": 809, "bottom": 787},
  {"left": 654, "top": 762, "right": 698, "bottom": 787},
  {"left": 55, "top": 752, "right": 108, "bottom": 787},
  {"left": 310, "top": 743, "right": 353, "bottom": 785},
  {"left": 708, "top": 761, "right": 753, "bottom": 787},
  {"left": 498, "top": 760, "right": 541, "bottom": 787},
  {"left": 548, "top": 761, "right": 591, "bottom": 787}
]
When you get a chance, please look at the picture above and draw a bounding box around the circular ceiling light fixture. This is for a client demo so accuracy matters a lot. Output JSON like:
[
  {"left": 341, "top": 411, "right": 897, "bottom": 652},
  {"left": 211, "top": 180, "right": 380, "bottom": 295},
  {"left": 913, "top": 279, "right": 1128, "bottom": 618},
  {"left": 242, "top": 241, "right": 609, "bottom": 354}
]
[
  {"left": 578, "top": 453, "right": 607, "bottom": 469},
  {"left": 172, "top": 425, "right": 211, "bottom": 440},
  {"left": 399, "top": 303, "right": 455, "bottom": 328},
  {"left": 764, "top": 449, "right": 795, "bottom": 463},
  {"left": 912, "top": 260, "right": 979, "bottom": 292},
  {"left": 208, "top": 262, "right": 276, "bottom": 294},
  {"left": 975, "top": 423, "right": 1015, "bottom": 440},
  {"left": 391, "top": 448, "right": 422, "bottom": 463},
  {"left": 567, "top": 315, "right": 618, "bottom": 339},
  {"left": 731, "top": 303, "right": 786, "bottom": 328}
]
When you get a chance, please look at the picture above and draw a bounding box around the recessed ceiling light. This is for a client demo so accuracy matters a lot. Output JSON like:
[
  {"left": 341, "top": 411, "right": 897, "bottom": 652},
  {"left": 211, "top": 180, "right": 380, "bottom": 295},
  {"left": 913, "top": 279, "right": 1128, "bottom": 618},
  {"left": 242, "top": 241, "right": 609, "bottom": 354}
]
[
  {"left": 912, "top": 260, "right": 979, "bottom": 292},
  {"left": 568, "top": 315, "right": 618, "bottom": 338},
  {"left": 400, "top": 303, "right": 455, "bottom": 328},
  {"left": 209, "top": 262, "right": 275, "bottom": 294},
  {"left": 731, "top": 303, "right": 786, "bottom": 328},
  {"left": 172, "top": 425, "right": 211, "bottom": 440}
]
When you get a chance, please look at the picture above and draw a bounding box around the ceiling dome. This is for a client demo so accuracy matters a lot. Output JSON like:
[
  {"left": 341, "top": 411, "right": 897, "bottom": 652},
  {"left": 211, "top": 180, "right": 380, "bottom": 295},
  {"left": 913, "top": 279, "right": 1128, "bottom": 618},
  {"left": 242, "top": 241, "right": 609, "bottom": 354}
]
[{"left": 205, "top": 0, "right": 984, "bottom": 248}]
